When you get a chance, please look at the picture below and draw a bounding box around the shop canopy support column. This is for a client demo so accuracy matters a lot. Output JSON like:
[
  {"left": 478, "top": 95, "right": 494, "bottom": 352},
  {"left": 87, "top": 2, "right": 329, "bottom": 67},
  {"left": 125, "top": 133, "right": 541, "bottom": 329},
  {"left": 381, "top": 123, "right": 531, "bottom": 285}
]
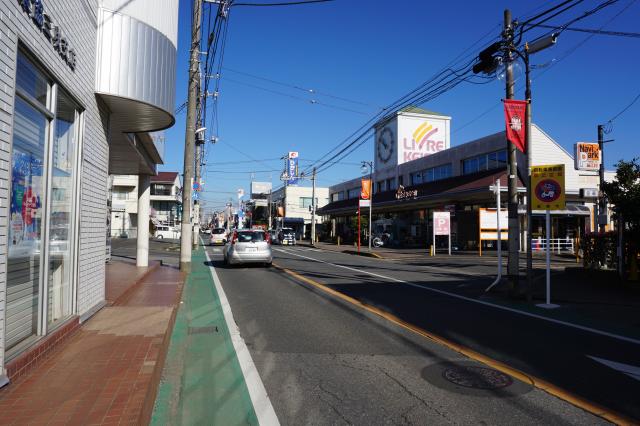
[{"left": 137, "top": 174, "right": 151, "bottom": 267}]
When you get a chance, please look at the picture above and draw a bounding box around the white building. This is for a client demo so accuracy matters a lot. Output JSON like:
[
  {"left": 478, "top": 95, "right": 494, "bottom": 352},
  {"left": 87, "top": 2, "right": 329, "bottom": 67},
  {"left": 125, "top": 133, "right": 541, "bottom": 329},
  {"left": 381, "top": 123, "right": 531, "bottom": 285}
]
[
  {"left": 321, "top": 107, "right": 613, "bottom": 249},
  {"left": 110, "top": 175, "right": 139, "bottom": 238},
  {"left": 271, "top": 185, "right": 330, "bottom": 238},
  {"left": 150, "top": 172, "right": 182, "bottom": 225},
  {"left": 0, "top": 0, "right": 178, "bottom": 386}
]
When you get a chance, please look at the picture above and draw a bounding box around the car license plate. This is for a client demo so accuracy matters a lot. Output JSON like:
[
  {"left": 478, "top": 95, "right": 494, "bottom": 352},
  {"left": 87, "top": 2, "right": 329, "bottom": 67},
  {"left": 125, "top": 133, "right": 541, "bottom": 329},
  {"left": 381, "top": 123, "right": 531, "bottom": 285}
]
[{"left": 246, "top": 247, "right": 257, "bottom": 252}]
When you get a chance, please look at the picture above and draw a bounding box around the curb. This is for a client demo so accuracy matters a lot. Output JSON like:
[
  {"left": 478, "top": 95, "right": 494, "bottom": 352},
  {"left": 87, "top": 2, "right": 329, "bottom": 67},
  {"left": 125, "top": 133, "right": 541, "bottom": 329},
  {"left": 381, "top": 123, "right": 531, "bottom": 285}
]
[
  {"left": 109, "top": 261, "right": 162, "bottom": 306},
  {"left": 342, "top": 249, "right": 384, "bottom": 259},
  {"left": 139, "top": 266, "right": 186, "bottom": 426}
]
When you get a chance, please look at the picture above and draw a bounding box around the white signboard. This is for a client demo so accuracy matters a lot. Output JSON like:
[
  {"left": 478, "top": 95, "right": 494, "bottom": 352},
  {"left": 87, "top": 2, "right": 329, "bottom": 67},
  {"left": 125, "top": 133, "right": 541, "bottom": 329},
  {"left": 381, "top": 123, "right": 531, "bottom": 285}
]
[
  {"left": 397, "top": 113, "right": 450, "bottom": 165},
  {"left": 359, "top": 199, "right": 371, "bottom": 208},
  {"left": 374, "top": 110, "right": 451, "bottom": 172},
  {"left": 480, "top": 231, "right": 508, "bottom": 241},
  {"left": 479, "top": 208, "right": 508, "bottom": 231},
  {"left": 433, "top": 211, "right": 450, "bottom": 236},
  {"left": 251, "top": 181, "right": 272, "bottom": 197},
  {"left": 574, "top": 142, "right": 600, "bottom": 171}
]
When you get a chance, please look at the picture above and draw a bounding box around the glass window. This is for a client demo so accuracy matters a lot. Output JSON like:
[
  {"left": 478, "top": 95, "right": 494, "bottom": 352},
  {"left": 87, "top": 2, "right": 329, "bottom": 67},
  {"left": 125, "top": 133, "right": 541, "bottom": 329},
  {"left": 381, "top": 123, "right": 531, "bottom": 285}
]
[
  {"left": 16, "top": 53, "right": 49, "bottom": 107},
  {"left": 347, "top": 188, "right": 361, "bottom": 199},
  {"left": 47, "top": 88, "right": 78, "bottom": 327},
  {"left": 488, "top": 151, "right": 497, "bottom": 169},
  {"left": 299, "top": 197, "right": 316, "bottom": 208},
  {"left": 387, "top": 178, "right": 396, "bottom": 190},
  {"left": 425, "top": 168, "right": 435, "bottom": 182},
  {"left": 7, "top": 97, "right": 49, "bottom": 348},
  {"left": 478, "top": 154, "right": 487, "bottom": 171},
  {"left": 497, "top": 150, "right": 507, "bottom": 168},
  {"left": 411, "top": 172, "right": 422, "bottom": 185}
]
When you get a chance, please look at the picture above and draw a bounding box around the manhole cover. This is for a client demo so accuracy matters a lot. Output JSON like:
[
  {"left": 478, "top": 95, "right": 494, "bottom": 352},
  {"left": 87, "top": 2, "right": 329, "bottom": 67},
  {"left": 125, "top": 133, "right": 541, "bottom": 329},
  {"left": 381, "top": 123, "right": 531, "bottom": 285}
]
[{"left": 442, "top": 366, "right": 513, "bottom": 390}]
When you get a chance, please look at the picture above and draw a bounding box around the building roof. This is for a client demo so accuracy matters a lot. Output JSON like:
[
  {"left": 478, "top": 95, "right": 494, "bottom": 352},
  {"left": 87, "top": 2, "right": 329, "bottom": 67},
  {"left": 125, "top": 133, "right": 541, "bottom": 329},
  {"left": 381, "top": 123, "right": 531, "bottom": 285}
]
[
  {"left": 398, "top": 105, "right": 447, "bottom": 117},
  {"left": 151, "top": 171, "right": 179, "bottom": 183}
]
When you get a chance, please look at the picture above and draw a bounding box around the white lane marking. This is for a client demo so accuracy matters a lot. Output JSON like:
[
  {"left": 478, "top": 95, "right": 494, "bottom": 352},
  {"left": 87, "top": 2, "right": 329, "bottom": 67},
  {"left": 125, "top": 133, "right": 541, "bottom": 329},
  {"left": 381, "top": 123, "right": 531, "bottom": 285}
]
[
  {"left": 588, "top": 356, "right": 640, "bottom": 381},
  {"left": 203, "top": 244, "right": 280, "bottom": 425},
  {"left": 274, "top": 248, "right": 640, "bottom": 346}
]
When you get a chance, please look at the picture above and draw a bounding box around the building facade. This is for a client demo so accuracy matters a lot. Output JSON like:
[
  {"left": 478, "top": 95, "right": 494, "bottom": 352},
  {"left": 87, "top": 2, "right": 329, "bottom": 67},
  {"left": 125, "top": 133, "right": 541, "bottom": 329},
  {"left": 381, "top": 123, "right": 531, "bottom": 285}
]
[
  {"left": 150, "top": 172, "right": 181, "bottom": 225},
  {"left": 321, "top": 108, "right": 610, "bottom": 250},
  {"left": 271, "top": 185, "right": 329, "bottom": 238},
  {"left": 0, "top": 0, "right": 178, "bottom": 386}
]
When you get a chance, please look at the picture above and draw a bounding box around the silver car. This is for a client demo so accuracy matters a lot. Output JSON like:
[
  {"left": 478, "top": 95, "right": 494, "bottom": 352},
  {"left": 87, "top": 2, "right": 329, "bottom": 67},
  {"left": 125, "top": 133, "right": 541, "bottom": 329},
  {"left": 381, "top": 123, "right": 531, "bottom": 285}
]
[{"left": 223, "top": 230, "right": 273, "bottom": 267}]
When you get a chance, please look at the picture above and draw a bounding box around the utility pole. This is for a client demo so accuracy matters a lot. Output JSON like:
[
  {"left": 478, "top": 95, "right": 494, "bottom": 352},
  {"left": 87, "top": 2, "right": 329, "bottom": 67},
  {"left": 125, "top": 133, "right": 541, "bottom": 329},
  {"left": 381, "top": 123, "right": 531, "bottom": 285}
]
[
  {"left": 193, "top": 115, "right": 203, "bottom": 248},
  {"left": 597, "top": 124, "right": 606, "bottom": 232},
  {"left": 311, "top": 167, "right": 316, "bottom": 245},
  {"left": 525, "top": 45, "right": 533, "bottom": 302},
  {"left": 180, "top": 0, "right": 203, "bottom": 271},
  {"left": 268, "top": 189, "right": 272, "bottom": 230},
  {"left": 503, "top": 9, "right": 521, "bottom": 295}
]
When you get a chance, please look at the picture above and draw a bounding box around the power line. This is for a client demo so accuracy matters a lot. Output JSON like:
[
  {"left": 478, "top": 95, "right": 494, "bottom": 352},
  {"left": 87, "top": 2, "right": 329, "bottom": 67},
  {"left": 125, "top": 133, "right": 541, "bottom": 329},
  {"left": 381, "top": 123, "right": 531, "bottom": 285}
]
[
  {"left": 534, "top": 23, "right": 640, "bottom": 37},
  {"left": 232, "top": 0, "right": 335, "bottom": 6},
  {"left": 605, "top": 90, "right": 640, "bottom": 126},
  {"left": 222, "top": 66, "right": 386, "bottom": 110},
  {"left": 221, "top": 77, "right": 369, "bottom": 115}
]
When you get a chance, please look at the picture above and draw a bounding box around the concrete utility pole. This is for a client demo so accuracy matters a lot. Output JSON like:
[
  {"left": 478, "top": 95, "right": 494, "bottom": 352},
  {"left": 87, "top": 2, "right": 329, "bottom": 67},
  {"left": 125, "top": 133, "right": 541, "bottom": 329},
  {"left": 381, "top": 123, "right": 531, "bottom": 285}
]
[
  {"left": 311, "top": 167, "right": 316, "bottom": 245},
  {"left": 180, "top": 0, "right": 203, "bottom": 272},
  {"left": 193, "top": 115, "right": 203, "bottom": 248},
  {"left": 597, "top": 124, "right": 606, "bottom": 232},
  {"left": 503, "top": 9, "right": 521, "bottom": 295}
]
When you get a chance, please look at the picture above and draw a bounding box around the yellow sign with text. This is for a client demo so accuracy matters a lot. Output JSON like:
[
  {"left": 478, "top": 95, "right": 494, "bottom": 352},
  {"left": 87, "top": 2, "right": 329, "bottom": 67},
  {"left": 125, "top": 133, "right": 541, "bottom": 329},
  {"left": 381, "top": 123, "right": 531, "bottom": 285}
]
[{"left": 531, "top": 164, "right": 566, "bottom": 210}]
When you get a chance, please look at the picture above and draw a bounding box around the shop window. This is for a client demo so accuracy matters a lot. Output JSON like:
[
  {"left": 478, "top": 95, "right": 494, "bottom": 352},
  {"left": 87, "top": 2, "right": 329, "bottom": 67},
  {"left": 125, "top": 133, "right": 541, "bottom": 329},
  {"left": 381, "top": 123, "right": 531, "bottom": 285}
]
[
  {"left": 347, "top": 188, "right": 361, "bottom": 199},
  {"left": 331, "top": 191, "right": 344, "bottom": 202},
  {"left": 387, "top": 178, "right": 396, "bottom": 190},
  {"left": 411, "top": 172, "right": 423, "bottom": 185},
  {"left": 7, "top": 49, "right": 82, "bottom": 350},
  {"left": 299, "top": 197, "right": 317, "bottom": 208}
]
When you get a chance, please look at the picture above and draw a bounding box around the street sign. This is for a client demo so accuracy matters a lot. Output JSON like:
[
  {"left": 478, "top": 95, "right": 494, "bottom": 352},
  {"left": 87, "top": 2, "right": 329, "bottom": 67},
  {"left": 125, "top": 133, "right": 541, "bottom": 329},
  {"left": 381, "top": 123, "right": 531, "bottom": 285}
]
[
  {"left": 432, "top": 211, "right": 451, "bottom": 256},
  {"left": 580, "top": 188, "right": 598, "bottom": 198},
  {"left": 433, "top": 212, "right": 450, "bottom": 235},
  {"left": 574, "top": 142, "right": 600, "bottom": 171},
  {"left": 531, "top": 164, "right": 565, "bottom": 210},
  {"left": 192, "top": 192, "right": 199, "bottom": 200},
  {"left": 359, "top": 199, "right": 370, "bottom": 208}
]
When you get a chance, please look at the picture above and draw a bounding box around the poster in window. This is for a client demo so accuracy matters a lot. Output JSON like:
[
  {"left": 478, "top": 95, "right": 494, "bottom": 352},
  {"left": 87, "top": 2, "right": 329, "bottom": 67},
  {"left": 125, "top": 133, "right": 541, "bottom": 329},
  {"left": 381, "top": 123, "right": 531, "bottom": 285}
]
[{"left": 9, "top": 150, "right": 43, "bottom": 257}]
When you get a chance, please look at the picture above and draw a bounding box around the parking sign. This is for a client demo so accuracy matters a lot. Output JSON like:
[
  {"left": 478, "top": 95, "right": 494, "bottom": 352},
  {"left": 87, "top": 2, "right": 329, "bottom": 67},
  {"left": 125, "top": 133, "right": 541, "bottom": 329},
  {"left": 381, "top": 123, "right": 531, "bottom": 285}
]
[{"left": 531, "top": 164, "right": 565, "bottom": 210}]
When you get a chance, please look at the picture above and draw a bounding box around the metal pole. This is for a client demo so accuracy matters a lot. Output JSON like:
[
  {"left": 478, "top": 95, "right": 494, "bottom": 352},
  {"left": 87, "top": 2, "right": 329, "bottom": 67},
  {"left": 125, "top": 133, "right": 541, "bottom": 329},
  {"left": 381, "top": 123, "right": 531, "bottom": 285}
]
[
  {"left": 525, "top": 48, "right": 533, "bottom": 302},
  {"left": 180, "top": 0, "right": 203, "bottom": 272},
  {"left": 194, "top": 126, "right": 202, "bottom": 249},
  {"left": 268, "top": 189, "right": 272, "bottom": 230},
  {"left": 485, "top": 179, "right": 502, "bottom": 292},
  {"left": 357, "top": 206, "right": 361, "bottom": 253},
  {"left": 504, "top": 9, "right": 521, "bottom": 295},
  {"left": 311, "top": 167, "right": 316, "bottom": 245},
  {"left": 598, "top": 124, "right": 606, "bottom": 232},
  {"left": 545, "top": 209, "right": 551, "bottom": 305},
  {"left": 368, "top": 164, "right": 373, "bottom": 252}
]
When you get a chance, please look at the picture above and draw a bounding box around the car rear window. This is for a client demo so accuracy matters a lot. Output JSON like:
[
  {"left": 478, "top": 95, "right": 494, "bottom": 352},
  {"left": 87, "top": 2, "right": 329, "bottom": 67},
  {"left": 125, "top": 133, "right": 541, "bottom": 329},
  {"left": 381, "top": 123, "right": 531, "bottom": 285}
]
[
  {"left": 237, "top": 231, "right": 265, "bottom": 242},
  {"left": 212, "top": 228, "right": 225, "bottom": 234}
]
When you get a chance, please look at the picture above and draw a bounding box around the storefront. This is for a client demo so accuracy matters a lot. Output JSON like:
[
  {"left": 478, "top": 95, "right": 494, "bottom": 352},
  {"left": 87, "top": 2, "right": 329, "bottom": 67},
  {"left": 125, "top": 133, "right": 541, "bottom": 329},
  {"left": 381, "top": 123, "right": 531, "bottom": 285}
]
[
  {"left": 321, "top": 109, "right": 603, "bottom": 251},
  {"left": 0, "top": 0, "right": 178, "bottom": 386}
]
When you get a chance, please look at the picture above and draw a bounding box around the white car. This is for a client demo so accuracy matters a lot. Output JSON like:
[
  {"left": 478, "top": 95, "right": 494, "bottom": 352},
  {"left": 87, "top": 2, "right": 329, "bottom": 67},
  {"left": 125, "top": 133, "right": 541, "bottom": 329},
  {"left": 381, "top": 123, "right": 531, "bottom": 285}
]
[
  {"left": 223, "top": 229, "right": 273, "bottom": 267},
  {"left": 155, "top": 225, "right": 180, "bottom": 240},
  {"left": 210, "top": 228, "right": 227, "bottom": 245}
]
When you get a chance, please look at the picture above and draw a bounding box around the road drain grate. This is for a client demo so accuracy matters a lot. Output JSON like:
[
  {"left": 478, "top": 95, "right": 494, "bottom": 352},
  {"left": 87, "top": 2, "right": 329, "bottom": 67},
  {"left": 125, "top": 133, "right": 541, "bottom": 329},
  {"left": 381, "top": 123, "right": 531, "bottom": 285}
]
[
  {"left": 188, "top": 326, "right": 218, "bottom": 335},
  {"left": 442, "top": 366, "right": 513, "bottom": 390}
]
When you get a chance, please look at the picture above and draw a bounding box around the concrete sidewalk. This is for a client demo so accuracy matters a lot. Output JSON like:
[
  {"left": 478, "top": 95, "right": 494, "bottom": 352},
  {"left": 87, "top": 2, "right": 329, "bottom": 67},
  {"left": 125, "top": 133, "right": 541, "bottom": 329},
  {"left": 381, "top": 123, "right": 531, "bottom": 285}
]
[{"left": 0, "top": 261, "right": 184, "bottom": 425}]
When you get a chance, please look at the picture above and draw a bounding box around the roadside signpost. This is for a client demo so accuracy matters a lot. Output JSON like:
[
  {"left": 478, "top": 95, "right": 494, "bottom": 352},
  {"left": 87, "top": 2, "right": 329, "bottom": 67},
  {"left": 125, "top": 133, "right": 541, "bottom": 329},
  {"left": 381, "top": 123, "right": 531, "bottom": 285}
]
[
  {"left": 433, "top": 211, "right": 451, "bottom": 256},
  {"left": 532, "top": 164, "right": 565, "bottom": 308}
]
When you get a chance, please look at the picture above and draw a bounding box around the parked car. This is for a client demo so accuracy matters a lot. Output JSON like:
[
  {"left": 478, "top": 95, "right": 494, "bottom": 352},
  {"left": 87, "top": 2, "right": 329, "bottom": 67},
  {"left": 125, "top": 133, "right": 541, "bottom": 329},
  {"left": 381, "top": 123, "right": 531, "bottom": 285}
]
[
  {"left": 278, "top": 227, "right": 296, "bottom": 246},
  {"left": 223, "top": 229, "right": 272, "bottom": 267},
  {"left": 210, "top": 228, "right": 227, "bottom": 245},
  {"left": 155, "top": 225, "right": 180, "bottom": 240}
]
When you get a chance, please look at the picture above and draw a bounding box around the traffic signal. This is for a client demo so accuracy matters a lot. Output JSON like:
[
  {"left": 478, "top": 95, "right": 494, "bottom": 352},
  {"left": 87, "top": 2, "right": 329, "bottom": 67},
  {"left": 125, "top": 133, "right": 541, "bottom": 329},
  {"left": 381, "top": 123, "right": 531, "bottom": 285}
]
[{"left": 472, "top": 41, "right": 502, "bottom": 74}]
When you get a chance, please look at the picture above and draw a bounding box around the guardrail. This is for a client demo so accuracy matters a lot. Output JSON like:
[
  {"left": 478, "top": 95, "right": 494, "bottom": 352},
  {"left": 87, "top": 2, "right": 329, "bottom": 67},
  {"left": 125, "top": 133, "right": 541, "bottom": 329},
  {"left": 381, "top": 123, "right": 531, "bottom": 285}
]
[{"left": 531, "top": 237, "right": 574, "bottom": 253}]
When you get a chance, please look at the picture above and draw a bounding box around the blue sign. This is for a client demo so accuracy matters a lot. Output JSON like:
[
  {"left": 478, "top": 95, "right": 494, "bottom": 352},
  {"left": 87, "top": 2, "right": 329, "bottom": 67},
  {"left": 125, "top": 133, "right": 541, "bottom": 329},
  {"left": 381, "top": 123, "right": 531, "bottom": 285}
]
[
  {"left": 192, "top": 192, "right": 199, "bottom": 200},
  {"left": 287, "top": 152, "right": 299, "bottom": 185}
]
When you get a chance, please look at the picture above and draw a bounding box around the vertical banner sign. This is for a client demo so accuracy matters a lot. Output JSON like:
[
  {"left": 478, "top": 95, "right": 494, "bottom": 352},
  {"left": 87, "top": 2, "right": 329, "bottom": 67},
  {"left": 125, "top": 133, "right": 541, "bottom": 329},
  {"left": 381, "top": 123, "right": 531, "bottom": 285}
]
[
  {"left": 503, "top": 99, "right": 527, "bottom": 153},
  {"left": 531, "top": 164, "right": 566, "bottom": 210},
  {"left": 287, "top": 151, "right": 299, "bottom": 185},
  {"left": 360, "top": 179, "right": 371, "bottom": 200}
]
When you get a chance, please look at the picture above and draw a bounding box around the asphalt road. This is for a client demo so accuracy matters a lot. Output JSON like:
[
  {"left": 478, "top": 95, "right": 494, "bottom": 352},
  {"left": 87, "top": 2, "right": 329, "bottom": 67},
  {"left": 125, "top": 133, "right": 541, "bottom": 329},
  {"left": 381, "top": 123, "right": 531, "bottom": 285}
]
[
  {"left": 110, "top": 237, "right": 181, "bottom": 267},
  {"left": 205, "top": 241, "right": 616, "bottom": 425}
]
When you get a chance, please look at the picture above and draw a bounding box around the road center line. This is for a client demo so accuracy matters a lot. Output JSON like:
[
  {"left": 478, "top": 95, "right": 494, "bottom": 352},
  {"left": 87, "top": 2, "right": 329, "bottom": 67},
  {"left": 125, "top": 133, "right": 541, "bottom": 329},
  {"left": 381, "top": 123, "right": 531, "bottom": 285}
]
[{"left": 274, "top": 248, "right": 640, "bottom": 346}]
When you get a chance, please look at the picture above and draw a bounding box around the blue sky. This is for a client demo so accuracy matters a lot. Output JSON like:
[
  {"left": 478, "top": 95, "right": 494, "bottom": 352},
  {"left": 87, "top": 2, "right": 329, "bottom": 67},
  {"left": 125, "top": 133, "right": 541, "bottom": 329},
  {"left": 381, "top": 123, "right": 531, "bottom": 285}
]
[{"left": 162, "top": 0, "right": 640, "bottom": 211}]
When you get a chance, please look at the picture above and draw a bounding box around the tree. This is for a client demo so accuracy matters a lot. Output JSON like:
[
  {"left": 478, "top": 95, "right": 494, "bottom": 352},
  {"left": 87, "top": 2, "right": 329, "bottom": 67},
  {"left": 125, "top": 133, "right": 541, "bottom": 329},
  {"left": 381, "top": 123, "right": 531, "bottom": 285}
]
[{"left": 601, "top": 158, "right": 640, "bottom": 279}]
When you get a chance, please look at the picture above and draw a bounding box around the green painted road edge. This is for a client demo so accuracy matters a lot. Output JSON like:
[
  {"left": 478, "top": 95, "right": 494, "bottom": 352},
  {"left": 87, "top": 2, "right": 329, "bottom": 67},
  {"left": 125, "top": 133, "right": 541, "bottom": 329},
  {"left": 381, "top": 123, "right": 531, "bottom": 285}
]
[{"left": 150, "top": 245, "right": 259, "bottom": 425}]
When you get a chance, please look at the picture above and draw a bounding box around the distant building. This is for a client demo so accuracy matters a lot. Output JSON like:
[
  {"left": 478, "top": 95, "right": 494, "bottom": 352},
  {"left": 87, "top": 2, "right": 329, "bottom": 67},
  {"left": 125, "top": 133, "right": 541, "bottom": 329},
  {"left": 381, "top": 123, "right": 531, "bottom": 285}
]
[
  {"left": 150, "top": 172, "right": 182, "bottom": 225},
  {"left": 271, "top": 186, "right": 330, "bottom": 238},
  {"left": 110, "top": 175, "right": 140, "bottom": 238}
]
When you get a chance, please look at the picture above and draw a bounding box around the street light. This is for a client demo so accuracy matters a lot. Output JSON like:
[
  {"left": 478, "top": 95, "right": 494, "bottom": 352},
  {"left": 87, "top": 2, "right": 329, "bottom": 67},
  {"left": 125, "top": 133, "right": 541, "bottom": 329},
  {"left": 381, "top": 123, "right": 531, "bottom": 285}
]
[{"left": 361, "top": 161, "right": 373, "bottom": 252}]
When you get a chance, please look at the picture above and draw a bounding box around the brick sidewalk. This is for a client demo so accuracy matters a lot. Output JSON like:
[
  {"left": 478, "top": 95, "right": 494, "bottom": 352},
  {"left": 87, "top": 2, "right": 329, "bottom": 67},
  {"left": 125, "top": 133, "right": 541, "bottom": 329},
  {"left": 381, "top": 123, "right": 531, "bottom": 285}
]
[{"left": 0, "top": 263, "right": 184, "bottom": 426}]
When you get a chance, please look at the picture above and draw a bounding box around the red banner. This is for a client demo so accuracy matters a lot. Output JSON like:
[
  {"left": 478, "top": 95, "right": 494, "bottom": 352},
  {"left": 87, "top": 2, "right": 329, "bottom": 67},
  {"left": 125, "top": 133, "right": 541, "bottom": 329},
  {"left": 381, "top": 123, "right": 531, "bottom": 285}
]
[
  {"left": 360, "top": 179, "right": 371, "bottom": 200},
  {"left": 503, "top": 99, "right": 527, "bottom": 153}
]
